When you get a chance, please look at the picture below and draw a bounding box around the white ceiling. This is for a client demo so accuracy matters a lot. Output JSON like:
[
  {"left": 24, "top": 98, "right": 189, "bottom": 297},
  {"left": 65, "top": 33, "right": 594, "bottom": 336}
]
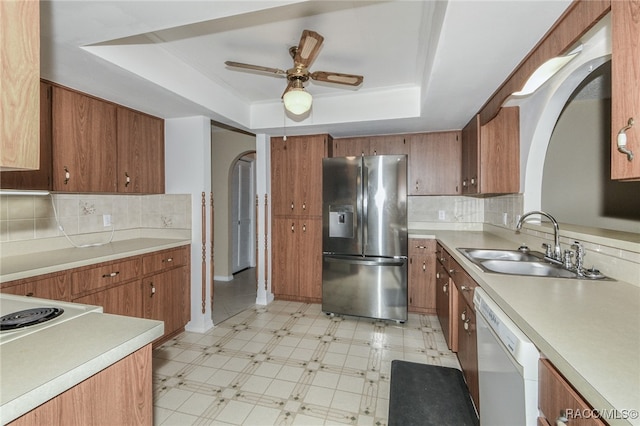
[{"left": 41, "top": 0, "right": 572, "bottom": 138}]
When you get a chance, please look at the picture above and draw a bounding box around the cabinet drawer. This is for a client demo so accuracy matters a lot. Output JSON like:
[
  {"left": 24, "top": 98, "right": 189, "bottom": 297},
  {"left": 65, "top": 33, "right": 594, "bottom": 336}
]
[
  {"left": 410, "top": 238, "right": 436, "bottom": 254},
  {"left": 538, "top": 358, "right": 606, "bottom": 426},
  {"left": 1, "top": 272, "right": 71, "bottom": 301},
  {"left": 72, "top": 258, "right": 140, "bottom": 296},
  {"left": 142, "top": 246, "right": 188, "bottom": 275},
  {"left": 453, "top": 266, "right": 477, "bottom": 308}
]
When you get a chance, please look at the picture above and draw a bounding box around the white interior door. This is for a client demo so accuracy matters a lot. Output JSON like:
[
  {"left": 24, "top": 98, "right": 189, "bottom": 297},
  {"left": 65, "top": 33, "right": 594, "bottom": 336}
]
[{"left": 232, "top": 158, "right": 255, "bottom": 273}]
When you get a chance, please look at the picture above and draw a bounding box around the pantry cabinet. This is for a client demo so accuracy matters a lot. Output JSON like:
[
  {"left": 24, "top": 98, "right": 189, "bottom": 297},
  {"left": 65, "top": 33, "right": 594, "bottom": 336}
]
[
  {"left": 1, "top": 82, "right": 53, "bottom": 190},
  {"left": 408, "top": 238, "right": 437, "bottom": 314},
  {"left": 0, "top": 0, "right": 40, "bottom": 171},
  {"left": 611, "top": 0, "right": 640, "bottom": 181},
  {"left": 409, "top": 131, "right": 461, "bottom": 195},
  {"left": 538, "top": 358, "right": 606, "bottom": 426},
  {"left": 52, "top": 86, "right": 118, "bottom": 192},
  {"left": 461, "top": 108, "right": 520, "bottom": 195},
  {"left": 270, "top": 134, "right": 329, "bottom": 303},
  {"left": 271, "top": 217, "right": 323, "bottom": 302}
]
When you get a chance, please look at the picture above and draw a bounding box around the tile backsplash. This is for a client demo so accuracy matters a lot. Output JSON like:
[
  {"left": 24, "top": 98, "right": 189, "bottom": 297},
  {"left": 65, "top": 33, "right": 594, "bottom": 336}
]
[
  {"left": 408, "top": 194, "right": 523, "bottom": 229},
  {"left": 0, "top": 193, "right": 191, "bottom": 242}
]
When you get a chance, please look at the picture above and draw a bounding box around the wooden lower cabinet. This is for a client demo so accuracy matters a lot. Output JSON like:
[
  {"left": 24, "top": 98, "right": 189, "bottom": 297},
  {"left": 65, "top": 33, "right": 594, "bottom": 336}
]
[
  {"left": 436, "top": 262, "right": 458, "bottom": 352},
  {"left": 408, "top": 238, "right": 436, "bottom": 314},
  {"left": 271, "top": 217, "right": 322, "bottom": 302},
  {"left": 74, "top": 280, "right": 143, "bottom": 318},
  {"left": 538, "top": 358, "right": 606, "bottom": 426},
  {"left": 0, "top": 272, "right": 70, "bottom": 301},
  {"left": 457, "top": 290, "right": 479, "bottom": 412},
  {"left": 9, "top": 344, "right": 153, "bottom": 426},
  {"left": 0, "top": 245, "right": 190, "bottom": 344},
  {"left": 142, "top": 267, "right": 188, "bottom": 339}
]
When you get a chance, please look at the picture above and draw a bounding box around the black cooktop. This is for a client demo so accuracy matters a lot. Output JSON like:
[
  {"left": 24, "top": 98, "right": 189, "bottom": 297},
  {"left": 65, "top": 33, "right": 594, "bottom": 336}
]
[{"left": 0, "top": 307, "right": 64, "bottom": 331}]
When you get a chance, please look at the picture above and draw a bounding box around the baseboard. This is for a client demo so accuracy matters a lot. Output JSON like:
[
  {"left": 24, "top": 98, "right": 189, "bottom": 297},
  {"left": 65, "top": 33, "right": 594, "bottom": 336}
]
[{"left": 214, "top": 274, "right": 233, "bottom": 282}]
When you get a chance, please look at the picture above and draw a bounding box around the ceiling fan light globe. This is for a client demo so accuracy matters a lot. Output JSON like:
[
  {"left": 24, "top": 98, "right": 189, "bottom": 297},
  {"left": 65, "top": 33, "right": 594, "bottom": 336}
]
[{"left": 283, "top": 88, "right": 312, "bottom": 115}]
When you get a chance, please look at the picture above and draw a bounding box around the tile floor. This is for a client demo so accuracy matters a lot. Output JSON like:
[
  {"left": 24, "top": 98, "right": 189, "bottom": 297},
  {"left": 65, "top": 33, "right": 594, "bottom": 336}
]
[
  {"left": 212, "top": 268, "right": 257, "bottom": 325},
  {"left": 152, "top": 301, "right": 460, "bottom": 425}
]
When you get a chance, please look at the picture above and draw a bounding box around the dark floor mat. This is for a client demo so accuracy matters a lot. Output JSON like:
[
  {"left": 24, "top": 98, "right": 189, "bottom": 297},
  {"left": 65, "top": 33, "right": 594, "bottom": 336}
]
[{"left": 388, "top": 360, "right": 479, "bottom": 426}]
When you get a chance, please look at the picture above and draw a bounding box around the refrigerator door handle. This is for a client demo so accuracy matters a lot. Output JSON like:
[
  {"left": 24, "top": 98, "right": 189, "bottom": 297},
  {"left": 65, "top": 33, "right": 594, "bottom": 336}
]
[
  {"left": 361, "top": 162, "right": 368, "bottom": 252},
  {"left": 324, "top": 255, "right": 406, "bottom": 267}
]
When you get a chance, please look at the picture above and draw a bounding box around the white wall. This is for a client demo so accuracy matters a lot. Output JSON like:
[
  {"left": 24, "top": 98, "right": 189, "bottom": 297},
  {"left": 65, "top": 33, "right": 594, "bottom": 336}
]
[{"left": 165, "top": 116, "right": 214, "bottom": 333}]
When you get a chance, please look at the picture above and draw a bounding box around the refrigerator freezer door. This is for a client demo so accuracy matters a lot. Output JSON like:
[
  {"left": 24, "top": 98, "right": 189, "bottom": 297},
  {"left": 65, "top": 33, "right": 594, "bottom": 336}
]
[
  {"left": 322, "top": 254, "right": 408, "bottom": 322},
  {"left": 363, "top": 155, "right": 407, "bottom": 257},
  {"left": 322, "top": 157, "right": 362, "bottom": 255}
]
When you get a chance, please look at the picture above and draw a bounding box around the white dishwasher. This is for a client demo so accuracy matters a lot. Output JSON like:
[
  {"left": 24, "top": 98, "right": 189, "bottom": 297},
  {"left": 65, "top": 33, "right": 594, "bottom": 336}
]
[{"left": 474, "top": 287, "right": 540, "bottom": 426}]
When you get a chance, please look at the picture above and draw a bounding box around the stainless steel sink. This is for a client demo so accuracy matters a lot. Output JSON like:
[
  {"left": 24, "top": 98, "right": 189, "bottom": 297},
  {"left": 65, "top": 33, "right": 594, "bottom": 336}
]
[
  {"left": 478, "top": 260, "right": 579, "bottom": 278},
  {"left": 456, "top": 247, "right": 609, "bottom": 280},
  {"left": 458, "top": 248, "right": 544, "bottom": 262}
]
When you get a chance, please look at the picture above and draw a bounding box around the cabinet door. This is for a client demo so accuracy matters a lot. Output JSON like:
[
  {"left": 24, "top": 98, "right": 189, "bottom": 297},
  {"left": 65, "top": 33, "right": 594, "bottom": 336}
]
[
  {"left": 457, "top": 295, "right": 479, "bottom": 411},
  {"left": 271, "top": 217, "right": 299, "bottom": 298},
  {"left": 369, "top": 135, "right": 409, "bottom": 156},
  {"left": 142, "top": 268, "right": 186, "bottom": 338},
  {"left": 461, "top": 115, "right": 480, "bottom": 194},
  {"left": 408, "top": 238, "right": 436, "bottom": 313},
  {"left": 478, "top": 107, "right": 520, "bottom": 194},
  {"left": 1, "top": 82, "right": 53, "bottom": 189},
  {"left": 332, "top": 137, "right": 370, "bottom": 157},
  {"left": 0, "top": 0, "right": 40, "bottom": 171},
  {"left": 409, "top": 132, "right": 461, "bottom": 195},
  {"left": 52, "top": 86, "right": 117, "bottom": 192},
  {"left": 297, "top": 218, "right": 322, "bottom": 300},
  {"left": 73, "top": 280, "right": 142, "bottom": 318},
  {"left": 538, "top": 358, "right": 606, "bottom": 426},
  {"left": 270, "top": 137, "right": 294, "bottom": 216},
  {"left": 296, "top": 135, "right": 327, "bottom": 217},
  {"left": 435, "top": 261, "right": 454, "bottom": 350},
  {"left": 611, "top": 0, "right": 640, "bottom": 180},
  {"left": 117, "top": 107, "right": 165, "bottom": 193}
]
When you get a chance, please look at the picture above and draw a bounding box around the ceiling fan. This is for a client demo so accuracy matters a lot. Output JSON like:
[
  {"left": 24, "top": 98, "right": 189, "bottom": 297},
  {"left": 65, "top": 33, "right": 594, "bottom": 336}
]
[{"left": 225, "top": 29, "right": 364, "bottom": 115}]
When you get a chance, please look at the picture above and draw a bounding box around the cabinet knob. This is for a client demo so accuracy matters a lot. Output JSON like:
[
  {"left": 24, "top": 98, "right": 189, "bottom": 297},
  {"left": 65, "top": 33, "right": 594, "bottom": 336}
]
[
  {"left": 461, "top": 309, "right": 466, "bottom": 321},
  {"left": 463, "top": 319, "right": 470, "bottom": 332},
  {"left": 449, "top": 268, "right": 455, "bottom": 275},
  {"left": 291, "top": 202, "right": 294, "bottom": 210},
  {"left": 125, "top": 172, "right": 131, "bottom": 187},
  {"left": 471, "top": 177, "right": 477, "bottom": 186},
  {"left": 443, "top": 284, "right": 448, "bottom": 293},
  {"left": 462, "top": 179, "right": 468, "bottom": 187},
  {"left": 102, "top": 271, "right": 120, "bottom": 278},
  {"left": 436, "top": 272, "right": 440, "bottom": 279},
  {"left": 162, "top": 257, "right": 173, "bottom": 263},
  {"left": 302, "top": 224, "right": 307, "bottom": 232},
  {"left": 291, "top": 223, "right": 295, "bottom": 232},
  {"left": 302, "top": 202, "right": 306, "bottom": 210},
  {"left": 64, "top": 166, "right": 70, "bottom": 185},
  {"left": 149, "top": 282, "right": 156, "bottom": 297},
  {"left": 460, "top": 285, "right": 471, "bottom": 292},
  {"left": 422, "top": 262, "right": 426, "bottom": 271}
]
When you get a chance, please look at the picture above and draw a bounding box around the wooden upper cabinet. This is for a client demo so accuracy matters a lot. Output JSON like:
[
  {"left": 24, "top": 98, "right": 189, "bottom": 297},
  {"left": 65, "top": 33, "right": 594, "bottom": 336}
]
[
  {"left": 117, "top": 107, "right": 165, "bottom": 193},
  {"left": 409, "top": 131, "right": 461, "bottom": 195},
  {"left": 270, "top": 134, "right": 329, "bottom": 217},
  {"left": 52, "top": 86, "right": 118, "bottom": 192},
  {"left": 332, "top": 137, "right": 369, "bottom": 157},
  {"left": 462, "top": 107, "right": 519, "bottom": 195},
  {"left": 461, "top": 115, "right": 480, "bottom": 195},
  {"left": 1, "top": 82, "right": 53, "bottom": 190},
  {"left": 0, "top": 0, "right": 40, "bottom": 171},
  {"left": 611, "top": 0, "right": 640, "bottom": 181},
  {"left": 332, "top": 135, "right": 409, "bottom": 157},
  {"left": 369, "top": 135, "right": 409, "bottom": 156}
]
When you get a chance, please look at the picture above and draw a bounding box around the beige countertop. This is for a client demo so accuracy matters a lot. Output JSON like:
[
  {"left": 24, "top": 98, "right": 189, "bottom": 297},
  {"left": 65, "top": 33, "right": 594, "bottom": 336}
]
[
  {"left": 0, "top": 308, "right": 163, "bottom": 424},
  {"left": 0, "top": 237, "right": 190, "bottom": 283},
  {"left": 410, "top": 229, "right": 640, "bottom": 426}
]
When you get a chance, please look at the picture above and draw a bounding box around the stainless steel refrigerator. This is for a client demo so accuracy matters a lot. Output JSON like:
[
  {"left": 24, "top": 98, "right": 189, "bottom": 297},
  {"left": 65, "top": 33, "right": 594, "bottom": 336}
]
[{"left": 322, "top": 155, "right": 408, "bottom": 322}]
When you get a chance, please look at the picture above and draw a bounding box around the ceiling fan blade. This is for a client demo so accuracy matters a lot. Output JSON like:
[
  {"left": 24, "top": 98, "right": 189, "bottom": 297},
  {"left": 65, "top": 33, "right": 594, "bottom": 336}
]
[
  {"left": 225, "top": 61, "right": 287, "bottom": 76},
  {"left": 310, "top": 71, "right": 363, "bottom": 86},
  {"left": 294, "top": 30, "right": 324, "bottom": 67}
]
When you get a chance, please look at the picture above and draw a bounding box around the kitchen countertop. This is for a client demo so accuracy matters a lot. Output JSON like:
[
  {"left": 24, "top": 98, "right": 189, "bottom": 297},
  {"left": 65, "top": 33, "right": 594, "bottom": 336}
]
[
  {"left": 410, "top": 229, "right": 640, "bottom": 426},
  {"left": 0, "top": 237, "right": 191, "bottom": 283},
  {"left": 0, "top": 307, "right": 164, "bottom": 424}
]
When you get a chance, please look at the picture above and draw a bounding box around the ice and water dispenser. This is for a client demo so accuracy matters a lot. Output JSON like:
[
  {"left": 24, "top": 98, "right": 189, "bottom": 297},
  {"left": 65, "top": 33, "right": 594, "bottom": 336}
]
[{"left": 328, "top": 205, "right": 354, "bottom": 239}]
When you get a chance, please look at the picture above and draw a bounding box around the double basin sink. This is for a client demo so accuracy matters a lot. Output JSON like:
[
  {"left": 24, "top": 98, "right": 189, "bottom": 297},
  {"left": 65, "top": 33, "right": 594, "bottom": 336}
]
[{"left": 457, "top": 248, "right": 608, "bottom": 280}]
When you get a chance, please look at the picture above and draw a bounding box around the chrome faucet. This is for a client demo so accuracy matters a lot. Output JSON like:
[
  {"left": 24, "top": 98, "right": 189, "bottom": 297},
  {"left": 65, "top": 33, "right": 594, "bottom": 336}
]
[{"left": 516, "top": 211, "right": 562, "bottom": 263}]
